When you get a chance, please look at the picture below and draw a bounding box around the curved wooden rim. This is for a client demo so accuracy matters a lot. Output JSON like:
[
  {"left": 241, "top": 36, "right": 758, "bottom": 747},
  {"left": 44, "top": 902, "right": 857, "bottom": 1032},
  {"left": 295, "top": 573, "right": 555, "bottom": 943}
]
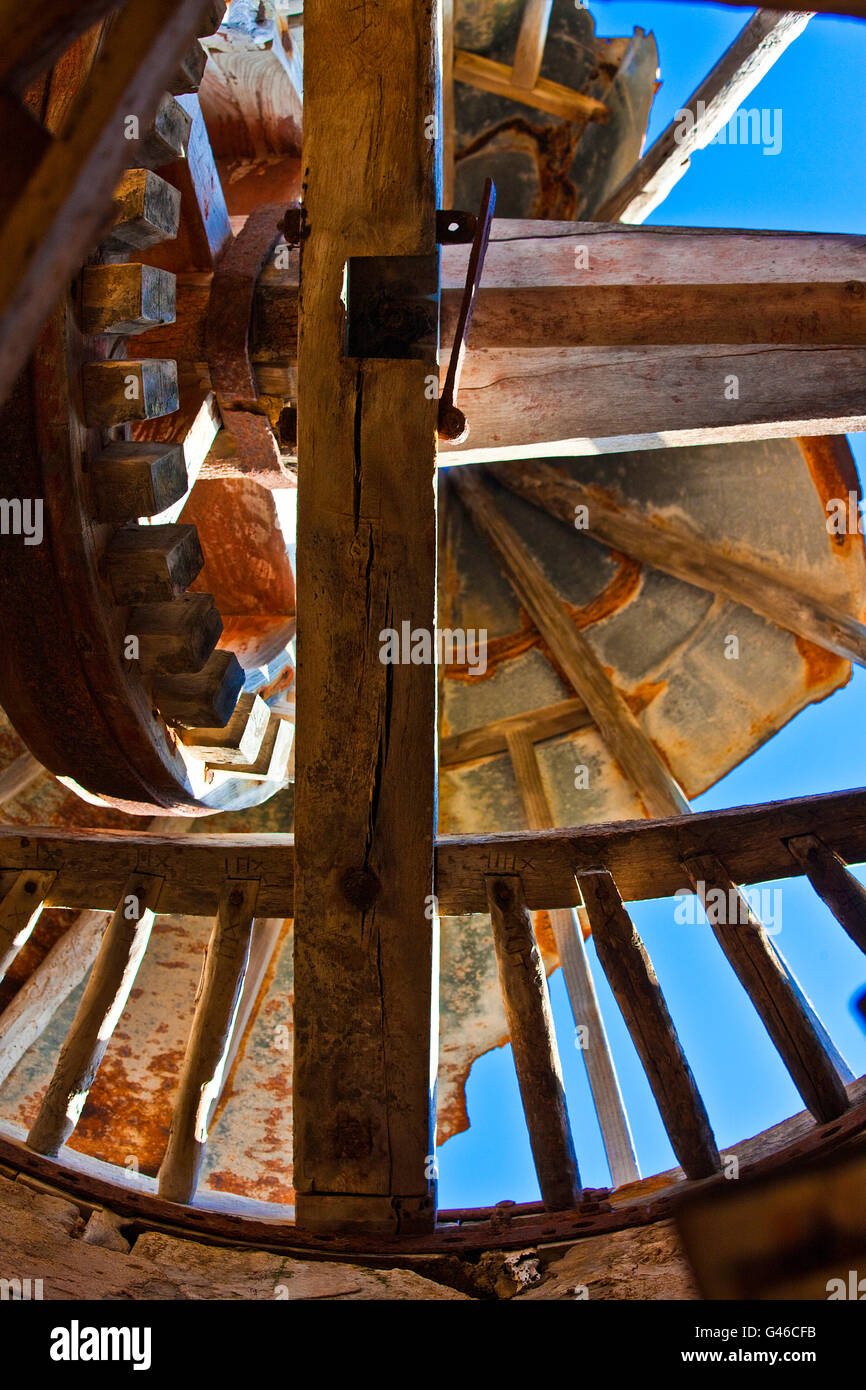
[{"left": 2, "top": 1089, "right": 864, "bottom": 1259}]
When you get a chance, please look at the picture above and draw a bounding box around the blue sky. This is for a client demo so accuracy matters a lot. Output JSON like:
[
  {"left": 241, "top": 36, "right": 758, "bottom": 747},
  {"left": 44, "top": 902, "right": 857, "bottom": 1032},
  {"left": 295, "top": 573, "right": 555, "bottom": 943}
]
[{"left": 438, "top": 4, "right": 866, "bottom": 1206}]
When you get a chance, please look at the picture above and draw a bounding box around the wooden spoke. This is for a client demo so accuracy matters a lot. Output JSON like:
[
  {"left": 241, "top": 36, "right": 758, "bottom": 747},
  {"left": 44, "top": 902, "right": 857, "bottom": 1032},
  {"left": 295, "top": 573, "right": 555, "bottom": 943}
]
[
  {"left": 486, "top": 873, "right": 582, "bottom": 1210},
  {"left": 27, "top": 872, "right": 164, "bottom": 1156},
  {"left": 595, "top": 12, "right": 811, "bottom": 224},
  {"left": 453, "top": 50, "right": 608, "bottom": 123},
  {"left": 579, "top": 869, "right": 721, "bottom": 1180},
  {"left": 490, "top": 457, "right": 866, "bottom": 669},
  {"left": 787, "top": 834, "right": 866, "bottom": 957},
  {"left": 158, "top": 878, "right": 259, "bottom": 1204},
  {"left": 440, "top": 697, "right": 592, "bottom": 767},
  {"left": 511, "top": 0, "right": 554, "bottom": 92},
  {"left": 684, "top": 852, "right": 852, "bottom": 1123}
]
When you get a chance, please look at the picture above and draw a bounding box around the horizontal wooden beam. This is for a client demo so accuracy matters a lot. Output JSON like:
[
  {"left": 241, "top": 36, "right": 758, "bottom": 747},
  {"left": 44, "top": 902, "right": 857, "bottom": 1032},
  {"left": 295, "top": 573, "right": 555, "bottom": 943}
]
[
  {"left": 453, "top": 49, "right": 608, "bottom": 123},
  {"left": 440, "top": 697, "right": 592, "bottom": 767},
  {"left": 4, "top": 786, "right": 866, "bottom": 919},
  {"left": 594, "top": 11, "right": 811, "bottom": 224},
  {"left": 443, "top": 281, "right": 866, "bottom": 349},
  {"left": 490, "top": 457, "right": 866, "bottom": 668}
]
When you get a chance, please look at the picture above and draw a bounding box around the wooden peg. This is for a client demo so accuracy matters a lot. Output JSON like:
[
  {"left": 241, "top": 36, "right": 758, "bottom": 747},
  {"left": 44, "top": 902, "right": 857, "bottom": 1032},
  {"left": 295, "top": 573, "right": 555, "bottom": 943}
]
[
  {"left": 0, "top": 870, "right": 56, "bottom": 982},
  {"left": 180, "top": 691, "right": 270, "bottom": 765},
  {"left": 153, "top": 650, "right": 245, "bottom": 728},
  {"left": 129, "top": 592, "right": 223, "bottom": 675},
  {"left": 89, "top": 441, "right": 188, "bottom": 524},
  {"left": 103, "top": 523, "right": 204, "bottom": 603},
  {"left": 81, "top": 264, "right": 176, "bottom": 336},
  {"left": 81, "top": 359, "right": 178, "bottom": 427},
  {"left": 100, "top": 169, "right": 181, "bottom": 254}
]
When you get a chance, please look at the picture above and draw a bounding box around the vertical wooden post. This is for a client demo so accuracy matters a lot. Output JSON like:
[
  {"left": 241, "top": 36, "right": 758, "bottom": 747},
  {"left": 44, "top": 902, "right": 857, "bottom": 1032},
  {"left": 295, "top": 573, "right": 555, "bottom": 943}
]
[
  {"left": 293, "top": 0, "right": 441, "bottom": 1236},
  {"left": 505, "top": 728, "right": 639, "bottom": 1186},
  {"left": 158, "top": 879, "right": 259, "bottom": 1204},
  {"left": 580, "top": 869, "right": 721, "bottom": 1180},
  {"left": 27, "top": 872, "right": 164, "bottom": 1156},
  {"left": 486, "top": 873, "right": 581, "bottom": 1210}
]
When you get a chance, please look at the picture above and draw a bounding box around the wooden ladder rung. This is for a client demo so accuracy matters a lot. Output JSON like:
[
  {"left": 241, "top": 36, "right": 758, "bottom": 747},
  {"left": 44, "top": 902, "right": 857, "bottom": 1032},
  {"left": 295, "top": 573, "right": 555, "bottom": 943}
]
[
  {"left": 157, "top": 879, "right": 259, "bottom": 1204},
  {"left": 579, "top": 868, "right": 722, "bottom": 1181}
]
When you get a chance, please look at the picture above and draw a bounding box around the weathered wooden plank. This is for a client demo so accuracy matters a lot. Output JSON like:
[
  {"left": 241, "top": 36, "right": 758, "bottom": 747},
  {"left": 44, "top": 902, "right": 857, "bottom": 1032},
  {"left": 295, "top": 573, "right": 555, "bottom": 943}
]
[
  {"left": 26, "top": 872, "right": 164, "bottom": 1156},
  {"left": 451, "top": 468, "right": 690, "bottom": 818},
  {"left": 594, "top": 12, "right": 811, "bottom": 224},
  {"left": 486, "top": 873, "right": 581, "bottom": 1209},
  {"left": 3, "top": 786, "right": 866, "bottom": 921},
  {"left": 506, "top": 729, "right": 639, "bottom": 1187},
  {"left": 684, "top": 852, "right": 852, "bottom": 1123},
  {"left": 0, "top": 911, "right": 110, "bottom": 1089},
  {"left": 444, "top": 281, "right": 866, "bottom": 349},
  {"left": 491, "top": 457, "right": 866, "bottom": 668},
  {"left": 158, "top": 879, "right": 259, "bottom": 1204},
  {"left": 440, "top": 697, "right": 591, "bottom": 767},
  {"left": 293, "top": 0, "right": 440, "bottom": 1237},
  {"left": 0, "top": 0, "right": 220, "bottom": 406},
  {"left": 441, "top": 221, "right": 866, "bottom": 291},
  {"left": 453, "top": 49, "right": 608, "bottom": 122},
  {"left": 579, "top": 869, "right": 721, "bottom": 1180},
  {"left": 0, "top": 870, "right": 57, "bottom": 982},
  {"left": 441, "top": 344, "right": 866, "bottom": 464},
  {"left": 788, "top": 834, "right": 866, "bottom": 956}
]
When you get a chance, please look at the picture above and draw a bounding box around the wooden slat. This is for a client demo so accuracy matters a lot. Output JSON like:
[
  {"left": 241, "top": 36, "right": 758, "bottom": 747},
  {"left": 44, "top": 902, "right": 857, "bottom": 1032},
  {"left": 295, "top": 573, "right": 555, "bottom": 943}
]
[
  {"left": 451, "top": 468, "right": 690, "bottom": 818},
  {"left": 0, "top": 911, "right": 110, "bottom": 1089},
  {"left": 26, "top": 872, "right": 164, "bottom": 1156},
  {"left": 684, "top": 853, "right": 852, "bottom": 1123},
  {"left": 594, "top": 11, "right": 811, "bottom": 224},
  {"left": 445, "top": 281, "right": 866, "bottom": 348},
  {"left": 292, "top": 0, "right": 440, "bottom": 1236},
  {"left": 505, "top": 729, "right": 639, "bottom": 1187},
  {"left": 511, "top": 0, "right": 553, "bottom": 91},
  {"left": 0, "top": 0, "right": 219, "bottom": 407},
  {"left": 0, "top": 870, "right": 56, "bottom": 981},
  {"left": 486, "top": 873, "right": 581, "bottom": 1209},
  {"left": 453, "top": 49, "right": 608, "bottom": 123},
  {"left": 440, "top": 697, "right": 591, "bottom": 767},
  {"left": 491, "top": 457, "right": 866, "bottom": 668},
  {"left": 579, "top": 869, "right": 721, "bottom": 1180},
  {"left": 158, "top": 879, "right": 259, "bottom": 1204},
  {"left": 787, "top": 834, "right": 866, "bottom": 956}
]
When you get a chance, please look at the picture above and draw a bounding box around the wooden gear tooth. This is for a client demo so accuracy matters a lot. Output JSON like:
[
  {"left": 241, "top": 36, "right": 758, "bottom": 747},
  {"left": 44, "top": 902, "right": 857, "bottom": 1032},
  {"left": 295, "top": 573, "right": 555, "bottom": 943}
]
[
  {"left": 81, "top": 359, "right": 178, "bottom": 427},
  {"left": 81, "top": 264, "right": 176, "bottom": 336},
  {"left": 211, "top": 709, "right": 293, "bottom": 782},
  {"left": 180, "top": 691, "right": 270, "bottom": 765},
  {"left": 89, "top": 442, "right": 188, "bottom": 524},
  {"left": 103, "top": 523, "right": 204, "bottom": 604},
  {"left": 99, "top": 169, "right": 181, "bottom": 254},
  {"left": 128, "top": 592, "right": 223, "bottom": 675},
  {"left": 135, "top": 92, "right": 193, "bottom": 170},
  {"left": 153, "top": 649, "right": 245, "bottom": 729}
]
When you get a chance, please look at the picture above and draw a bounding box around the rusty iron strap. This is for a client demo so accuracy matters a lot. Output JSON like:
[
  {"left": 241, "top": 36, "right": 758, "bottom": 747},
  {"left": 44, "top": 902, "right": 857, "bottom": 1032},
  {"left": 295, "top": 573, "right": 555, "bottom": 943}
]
[{"left": 437, "top": 177, "right": 496, "bottom": 443}]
